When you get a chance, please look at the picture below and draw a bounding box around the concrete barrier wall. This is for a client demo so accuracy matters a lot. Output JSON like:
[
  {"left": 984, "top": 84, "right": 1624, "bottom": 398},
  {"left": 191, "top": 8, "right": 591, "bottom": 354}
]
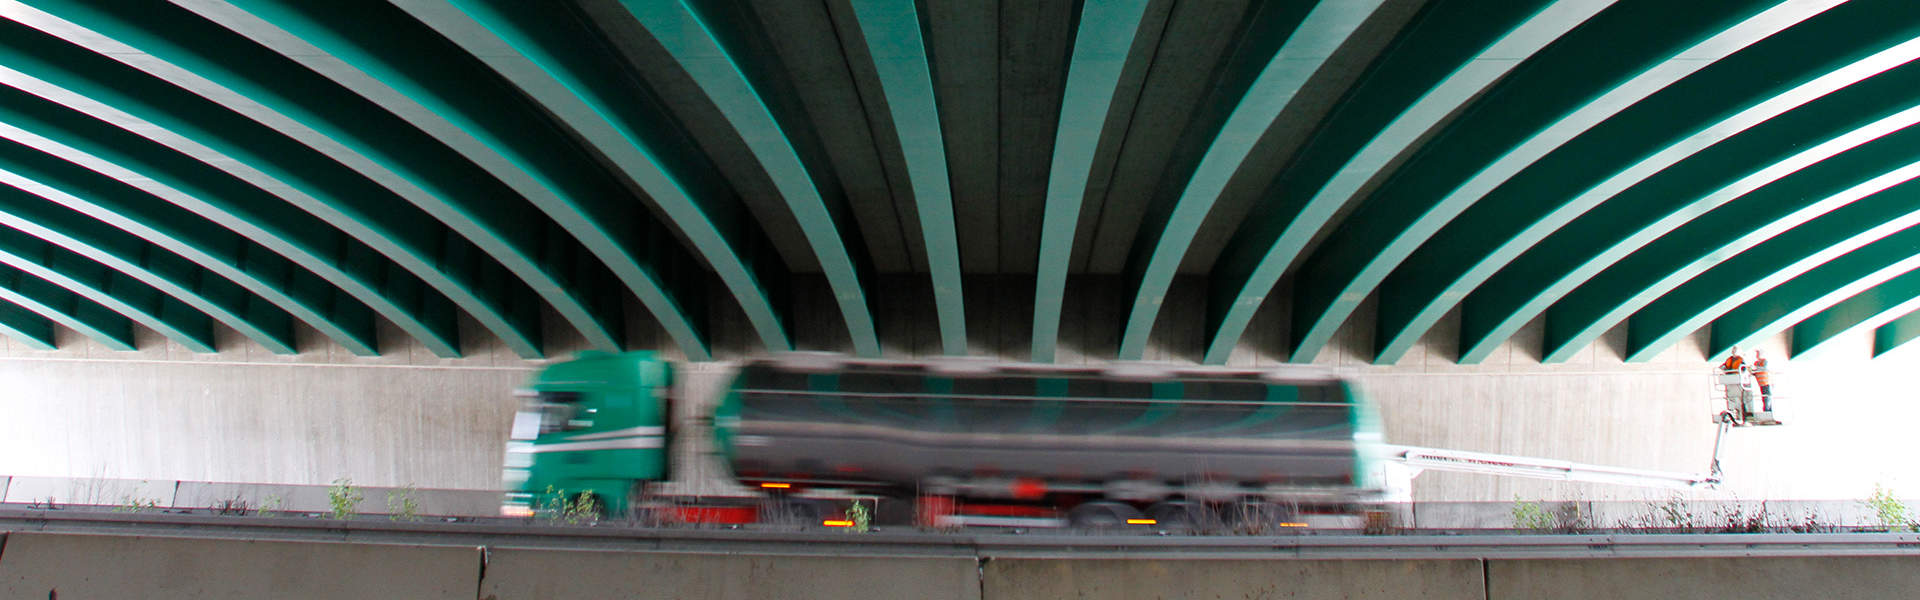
[
  {"left": 0, "top": 533, "right": 480, "bottom": 600},
  {"left": 480, "top": 548, "right": 981, "bottom": 600},
  {"left": 981, "top": 558, "right": 1485, "bottom": 600},
  {"left": 1488, "top": 556, "right": 1920, "bottom": 599},
  {"left": 173, "top": 481, "right": 498, "bottom": 516}
]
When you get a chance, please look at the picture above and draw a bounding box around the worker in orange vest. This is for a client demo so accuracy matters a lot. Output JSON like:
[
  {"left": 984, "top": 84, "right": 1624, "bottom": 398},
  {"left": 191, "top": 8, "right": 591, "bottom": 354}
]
[
  {"left": 1719, "top": 346, "right": 1745, "bottom": 374},
  {"left": 1751, "top": 349, "right": 1771, "bottom": 411}
]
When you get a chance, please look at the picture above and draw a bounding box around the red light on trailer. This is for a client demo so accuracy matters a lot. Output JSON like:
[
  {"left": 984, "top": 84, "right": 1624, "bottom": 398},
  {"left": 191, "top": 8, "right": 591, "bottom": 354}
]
[
  {"left": 1125, "top": 519, "right": 1157, "bottom": 525},
  {"left": 760, "top": 482, "right": 791, "bottom": 489},
  {"left": 1279, "top": 522, "right": 1308, "bottom": 527},
  {"left": 822, "top": 520, "right": 855, "bottom": 527}
]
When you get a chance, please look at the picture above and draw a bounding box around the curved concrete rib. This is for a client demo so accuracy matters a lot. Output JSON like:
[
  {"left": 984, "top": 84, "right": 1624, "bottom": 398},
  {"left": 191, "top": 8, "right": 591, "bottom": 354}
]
[
  {"left": 0, "top": 217, "right": 215, "bottom": 352},
  {"left": 1533, "top": 99, "right": 1920, "bottom": 363},
  {"left": 1460, "top": 64, "right": 1920, "bottom": 364},
  {"left": 614, "top": 0, "right": 880, "bottom": 356},
  {"left": 1704, "top": 224, "right": 1920, "bottom": 358},
  {"left": 1872, "top": 310, "right": 1920, "bottom": 357},
  {"left": 0, "top": 298, "right": 54, "bottom": 349},
  {"left": 5, "top": 0, "right": 633, "bottom": 356},
  {"left": 0, "top": 20, "right": 539, "bottom": 358},
  {"left": 1790, "top": 268, "right": 1920, "bottom": 357},
  {"left": 0, "top": 261, "right": 131, "bottom": 351},
  {"left": 397, "top": 0, "right": 792, "bottom": 357},
  {"left": 1029, "top": 0, "right": 1151, "bottom": 363},
  {"left": 848, "top": 0, "right": 967, "bottom": 357},
  {"left": 1627, "top": 169, "right": 1920, "bottom": 360},
  {"left": 0, "top": 137, "right": 382, "bottom": 355},
  {"left": 1203, "top": 0, "right": 1613, "bottom": 364},
  {"left": 0, "top": 185, "right": 281, "bottom": 354},
  {"left": 1374, "top": 6, "right": 1920, "bottom": 364},
  {"left": 0, "top": 87, "right": 428, "bottom": 356},
  {"left": 1094, "top": 0, "right": 1383, "bottom": 361},
  {"left": 1286, "top": 0, "right": 1837, "bottom": 365},
  {"left": 180, "top": 0, "right": 714, "bottom": 358}
]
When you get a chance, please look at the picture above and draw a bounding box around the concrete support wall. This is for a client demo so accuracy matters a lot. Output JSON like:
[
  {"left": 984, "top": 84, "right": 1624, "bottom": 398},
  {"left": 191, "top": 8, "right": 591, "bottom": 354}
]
[
  {"left": 1488, "top": 556, "right": 1920, "bottom": 600},
  {"left": 478, "top": 548, "right": 981, "bottom": 600},
  {"left": 2, "top": 276, "right": 1917, "bottom": 503},
  {"left": 0, "top": 533, "right": 480, "bottom": 600},
  {"left": 981, "top": 558, "right": 1484, "bottom": 600}
]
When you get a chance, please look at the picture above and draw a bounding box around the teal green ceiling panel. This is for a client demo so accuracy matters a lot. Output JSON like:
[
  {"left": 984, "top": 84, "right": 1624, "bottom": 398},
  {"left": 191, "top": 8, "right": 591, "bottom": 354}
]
[
  {"left": 0, "top": 186, "right": 282, "bottom": 354},
  {"left": 0, "top": 300, "right": 56, "bottom": 350},
  {"left": 1205, "top": 0, "right": 1608, "bottom": 364},
  {"left": 617, "top": 0, "right": 880, "bottom": 357},
  {"left": 849, "top": 0, "right": 966, "bottom": 357},
  {"left": 1461, "top": 55, "right": 1920, "bottom": 364},
  {"left": 1873, "top": 310, "right": 1920, "bottom": 356},
  {"left": 1106, "top": 0, "right": 1381, "bottom": 362},
  {"left": 1374, "top": 0, "right": 1914, "bottom": 365},
  {"left": 0, "top": 222, "right": 215, "bottom": 352},
  {"left": 0, "top": 261, "right": 132, "bottom": 351},
  {"left": 0, "top": 138, "right": 381, "bottom": 354},
  {"left": 398, "top": 0, "right": 792, "bottom": 356},
  {"left": 1628, "top": 171, "right": 1920, "bottom": 360},
  {"left": 0, "top": 20, "right": 538, "bottom": 357},
  {"left": 12, "top": 0, "right": 623, "bottom": 356},
  {"left": 1790, "top": 268, "right": 1920, "bottom": 357},
  {"left": 1290, "top": 0, "right": 1835, "bottom": 365},
  {"left": 1031, "top": 0, "right": 1151, "bottom": 363},
  {"left": 0, "top": 0, "right": 1913, "bottom": 364},
  {"left": 1704, "top": 223, "right": 1920, "bottom": 357},
  {"left": 186, "top": 0, "right": 714, "bottom": 358}
]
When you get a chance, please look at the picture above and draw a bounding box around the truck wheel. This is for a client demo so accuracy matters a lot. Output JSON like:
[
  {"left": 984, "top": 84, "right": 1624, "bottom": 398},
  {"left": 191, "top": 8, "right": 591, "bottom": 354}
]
[
  {"left": 758, "top": 498, "right": 826, "bottom": 525},
  {"left": 1068, "top": 501, "right": 1143, "bottom": 528}
]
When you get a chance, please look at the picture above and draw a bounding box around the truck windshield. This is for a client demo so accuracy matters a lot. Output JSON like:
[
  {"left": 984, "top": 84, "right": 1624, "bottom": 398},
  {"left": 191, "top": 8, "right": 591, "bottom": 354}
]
[{"left": 510, "top": 391, "right": 587, "bottom": 440}]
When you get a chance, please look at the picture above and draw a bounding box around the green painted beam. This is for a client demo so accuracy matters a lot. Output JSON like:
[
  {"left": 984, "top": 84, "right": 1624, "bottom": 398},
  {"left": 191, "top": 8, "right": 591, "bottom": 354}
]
[
  {"left": 1292, "top": 0, "right": 1829, "bottom": 365},
  {"left": 848, "top": 0, "right": 966, "bottom": 357},
  {"left": 0, "top": 219, "right": 216, "bottom": 352},
  {"left": 1872, "top": 310, "right": 1920, "bottom": 356},
  {"left": 1462, "top": 57, "right": 1920, "bottom": 364},
  {"left": 1204, "top": 0, "right": 1611, "bottom": 364},
  {"left": 1099, "top": 0, "right": 1382, "bottom": 361},
  {"left": 1029, "top": 0, "right": 1151, "bottom": 363},
  {"left": 0, "top": 261, "right": 133, "bottom": 351},
  {"left": 1703, "top": 223, "right": 1920, "bottom": 357},
  {"left": 1540, "top": 92, "right": 1920, "bottom": 363},
  {"left": 185, "top": 0, "right": 714, "bottom": 358},
  {"left": 1789, "top": 268, "right": 1920, "bottom": 357},
  {"left": 8, "top": 0, "right": 636, "bottom": 357},
  {"left": 0, "top": 86, "right": 436, "bottom": 356},
  {"left": 0, "top": 299, "right": 55, "bottom": 350},
  {"left": 0, "top": 19, "right": 540, "bottom": 357},
  {"left": 1627, "top": 168, "right": 1920, "bottom": 361},
  {"left": 0, "top": 136, "right": 382, "bottom": 355},
  {"left": 0, "top": 185, "right": 274, "bottom": 353},
  {"left": 617, "top": 0, "right": 880, "bottom": 356},
  {"left": 398, "top": 0, "right": 793, "bottom": 357},
  {"left": 1374, "top": 0, "right": 1905, "bottom": 365}
]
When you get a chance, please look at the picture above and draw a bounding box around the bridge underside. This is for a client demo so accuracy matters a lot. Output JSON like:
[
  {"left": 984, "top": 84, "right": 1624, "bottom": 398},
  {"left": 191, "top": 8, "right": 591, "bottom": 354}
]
[{"left": 0, "top": 0, "right": 1917, "bottom": 366}]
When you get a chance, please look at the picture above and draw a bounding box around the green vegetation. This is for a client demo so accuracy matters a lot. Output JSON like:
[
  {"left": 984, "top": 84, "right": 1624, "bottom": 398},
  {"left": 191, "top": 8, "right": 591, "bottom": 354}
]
[
  {"left": 327, "top": 478, "right": 363, "bottom": 520},
  {"left": 538, "top": 486, "right": 601, "bottom": 525},
  {"left": 847, "top": 500, "right": 871, "bottom": 533},
  {"left": 1864, "top": 484, "right": 1916, "bottom": 532},
  {"left": 256, "top": 493, "right": 284, "bottom": 517},
  {"left": 386, "top": 485, "right": 421, "bottom": 522},
  {"left": 111, "top": 495, "right": 160, "bottom": 513},
  {"left": 1511, "top": 496, "right": 1552, "bottom": 531}
]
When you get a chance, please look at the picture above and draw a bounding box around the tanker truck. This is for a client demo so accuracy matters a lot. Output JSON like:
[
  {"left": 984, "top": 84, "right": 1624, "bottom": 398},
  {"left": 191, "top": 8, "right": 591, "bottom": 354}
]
[{"left": 502, "top": 351, "right": 1390, "bottom": 529}]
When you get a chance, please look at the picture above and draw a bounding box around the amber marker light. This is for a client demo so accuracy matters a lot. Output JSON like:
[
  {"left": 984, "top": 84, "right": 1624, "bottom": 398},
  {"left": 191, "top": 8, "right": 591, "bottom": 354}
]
[
  {"left": 822, "top": 520, "right": 855, "bottom": 527},
  {"left": 1125, "top": 519, "right": 1157, "bottom": 525},
  {"left": 1279, "top": 522, "right": 1309, "bottom": 527},
  {"left": 760, "top": 482, "right": 791, "bottom": 489}
]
